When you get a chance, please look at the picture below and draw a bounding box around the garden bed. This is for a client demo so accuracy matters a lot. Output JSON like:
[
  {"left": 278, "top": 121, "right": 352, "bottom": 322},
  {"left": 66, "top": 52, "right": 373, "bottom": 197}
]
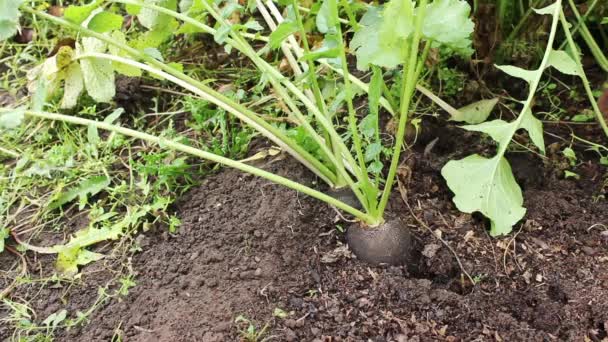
[{"left": 7, "top": 123, "right": 606, "bottom": 341}]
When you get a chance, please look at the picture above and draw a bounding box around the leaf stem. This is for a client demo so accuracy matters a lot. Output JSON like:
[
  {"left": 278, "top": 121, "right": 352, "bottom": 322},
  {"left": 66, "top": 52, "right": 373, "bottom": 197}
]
[
  {"left": 376, "top": 0, "right": 428, "bottom": 220},
  {"left": 15, "top": 109, "right": 378, "bottom": 224}
]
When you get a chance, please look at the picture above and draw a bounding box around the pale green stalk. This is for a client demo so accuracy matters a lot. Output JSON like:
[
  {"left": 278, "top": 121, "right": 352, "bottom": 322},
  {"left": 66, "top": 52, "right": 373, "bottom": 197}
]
[
  {"left": 12, "top": 109, "right": 377, "bottom": 223},
  {"left": 559, "top": 9, "right": 608, "bottom": 137},
  {"left": 23, "top": 6, "right": 339, "bottom": 186},
  {"left": 333, "top": 0, "right": 375, "bottom": 212},
  {"left": 376, "top": 0, "right": 429, "bottom": 219},
  {"left": 290, "top": 0, "right": 347, "bottom": 187}
]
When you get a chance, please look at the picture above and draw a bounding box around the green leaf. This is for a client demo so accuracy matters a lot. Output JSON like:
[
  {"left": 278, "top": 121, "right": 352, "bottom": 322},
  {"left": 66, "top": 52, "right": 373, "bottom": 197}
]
[
  {"left": 269, "top": 21, "right": 298, "bottom": 49},
  {"left": 78, "top": 38, "right": 116, "bottom": 103},
  {"left": 602, "top": 17, "right": 608, "bottom": 25},
  {"left": 442, "top": 155, "right": 526, "bottom": 236},
  {"left": 49, "top": 175, "right": 111, "bottom": 209},
  {"left": 138, "top": 0, "right": 178, "bottom": 30},
  {"left": 364, "top": 142, "right": 382, "bottom": 162},
  {"left": 42, "top": 309, "right": 67, "bottom": 329},
  {"left": 420, "top": 0, "right": 474, "bottom": 56},
  {"left": 64, "top": 2, "right": 97, "bottom": 25},
  {"left": 60, "top": 63, "right": 84, "bottom": 109},
  {"left": 452, "top": 98, "right": 498, "bottom": 124},
  {"left": 547, "top": 50, "right": 580, "bottom": 76},
  {"left": 0, "top": 107, "right": 25, "bottom": 129},
  {"left": 300, "top": 34, "right": 340, "bottom": 61},
  {"left": 0, "top": 0, "right": 24, "bottom": 41},
  {"left": 108, "top": 31, "right": 142, "bottom": 77},
  {"left": 461, "top": 119, "right": 516, "bottom": 145},
  {"left": 87, "top": 11, "right": 124, "bottom": 33},
  {"left": 495, "top": 64, "right": 536, "bottom": 84},
  {"left": 519, "top": 109, "right": 545, "bottom": 153},
  {"left": 383, "top": 0, "right": 414, "bottom": 39},
  {"left": 0, "top": 227, "right": 9, "bottom": 253},
  {"left": 350, "top": 5, "right": 407, "bottom": 70},
  {"left": 316, "top": 0, "right": 339, "bottom": 34}
]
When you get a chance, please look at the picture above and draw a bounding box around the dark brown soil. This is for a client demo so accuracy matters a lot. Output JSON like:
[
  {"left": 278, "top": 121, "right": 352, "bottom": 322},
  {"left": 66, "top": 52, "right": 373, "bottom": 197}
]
[{"left": 3, "top": 122, "right": 607, "bottom": 342}]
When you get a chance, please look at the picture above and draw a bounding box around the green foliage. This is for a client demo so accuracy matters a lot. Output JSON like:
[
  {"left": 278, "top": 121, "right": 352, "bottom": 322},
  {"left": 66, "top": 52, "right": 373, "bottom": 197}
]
[
  {"left": 0, "top": 0, "right": 24, "bottom": 40},
  {"left": 442, "top": 1, "right": 592, "bottom": 235},
  {"left": 351, "top": 0, "right": 473, "bottom": 70}
]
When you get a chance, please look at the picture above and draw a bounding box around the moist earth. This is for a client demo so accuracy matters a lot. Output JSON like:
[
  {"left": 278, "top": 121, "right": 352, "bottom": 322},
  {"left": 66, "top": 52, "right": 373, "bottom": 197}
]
[{"left": 1, "top": 124, "right": 608, "bottom": 342}]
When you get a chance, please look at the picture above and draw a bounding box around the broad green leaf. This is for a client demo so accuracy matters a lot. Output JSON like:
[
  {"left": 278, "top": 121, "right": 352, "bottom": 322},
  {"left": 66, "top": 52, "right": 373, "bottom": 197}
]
[
  {"left": 316, "top": 0, "right": 339, "bottom": 34},
  {"left": 300, "top": 34, "right": 340, "bottom": 62},
  {"left": 0, "top": 107, "right": 25, "bottom": 129},
  {"left": 60, "top": 63, "right": 84, "bottom": 109},
  {"left": 78, "top": 38, "right": 115, "bottom": 103},
  {"left": 138, "top": 0, "right": 177, "bottom": 30},
  {"left": 64, "top": 2, "right": 97, "bottom": 25},
  {"left": 383, "top": 0, "right": 414, "bottom": 38},
  {"left": 442, "top": 155, "right": 526, "bottom": 236},
  {"left": 88, "top": 11, "right": 124, "bottom": 33},
  {"left": 461, "top": 119, "right": 516, "bottom": 146},
  {"left": 49, "top": 175, "right": 111, "bottom": 209},
  {"left": 547, "top": 50, "right": 580, "bottom": 76},
  {"left": 602, "top": 17, "right": 608, "bottom": 25},
  {"left": 0, "top": 0, "right": 24, "bottom": 41},
  {"left": 452, "top": 98, "right": 498, "bottom": 124},
  {"left": 519, "top": 109, "right": 545, "bottom": 153},
  {"left": 364, "top": 142, "right": 382, "bottom": 162},
  {"left": 269, "top": 21, "right": 298, "bottom": 49},
  {"left": 420, "top": 0, "right": 474, "bottom": 56},
  {"left": 350, "top": 6, "right": 406, "bottom": 70},
  {"left": 495, "top": 64, "right": 536, "bottom": 84},
  {"left": 108, "top": 31, "right": 142, "bottom": 77}
]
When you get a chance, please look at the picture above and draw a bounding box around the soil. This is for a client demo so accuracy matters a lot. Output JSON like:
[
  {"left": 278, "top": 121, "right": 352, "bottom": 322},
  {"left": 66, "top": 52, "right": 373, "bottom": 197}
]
[{"left": 2, "top": 121, "right": 607, "bottom": 342}]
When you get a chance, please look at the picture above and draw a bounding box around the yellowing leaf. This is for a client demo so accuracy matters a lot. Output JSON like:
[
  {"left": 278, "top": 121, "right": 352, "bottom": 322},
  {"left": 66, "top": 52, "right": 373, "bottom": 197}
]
[
  {"left": 61, "top": 63, "right": 84, "bottom": 109},
  {"left": 78, "top": 38, "right": 116, "bottom": 103}
]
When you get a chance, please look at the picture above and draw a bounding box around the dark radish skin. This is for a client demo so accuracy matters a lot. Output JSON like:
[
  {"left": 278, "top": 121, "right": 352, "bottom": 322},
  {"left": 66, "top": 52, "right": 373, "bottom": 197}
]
[
  {"left": 326, "top": 187, "right": 363, "bottom": 210},
  {"left": 346, "top": 218, "right": 412, "bottom": 265}
]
